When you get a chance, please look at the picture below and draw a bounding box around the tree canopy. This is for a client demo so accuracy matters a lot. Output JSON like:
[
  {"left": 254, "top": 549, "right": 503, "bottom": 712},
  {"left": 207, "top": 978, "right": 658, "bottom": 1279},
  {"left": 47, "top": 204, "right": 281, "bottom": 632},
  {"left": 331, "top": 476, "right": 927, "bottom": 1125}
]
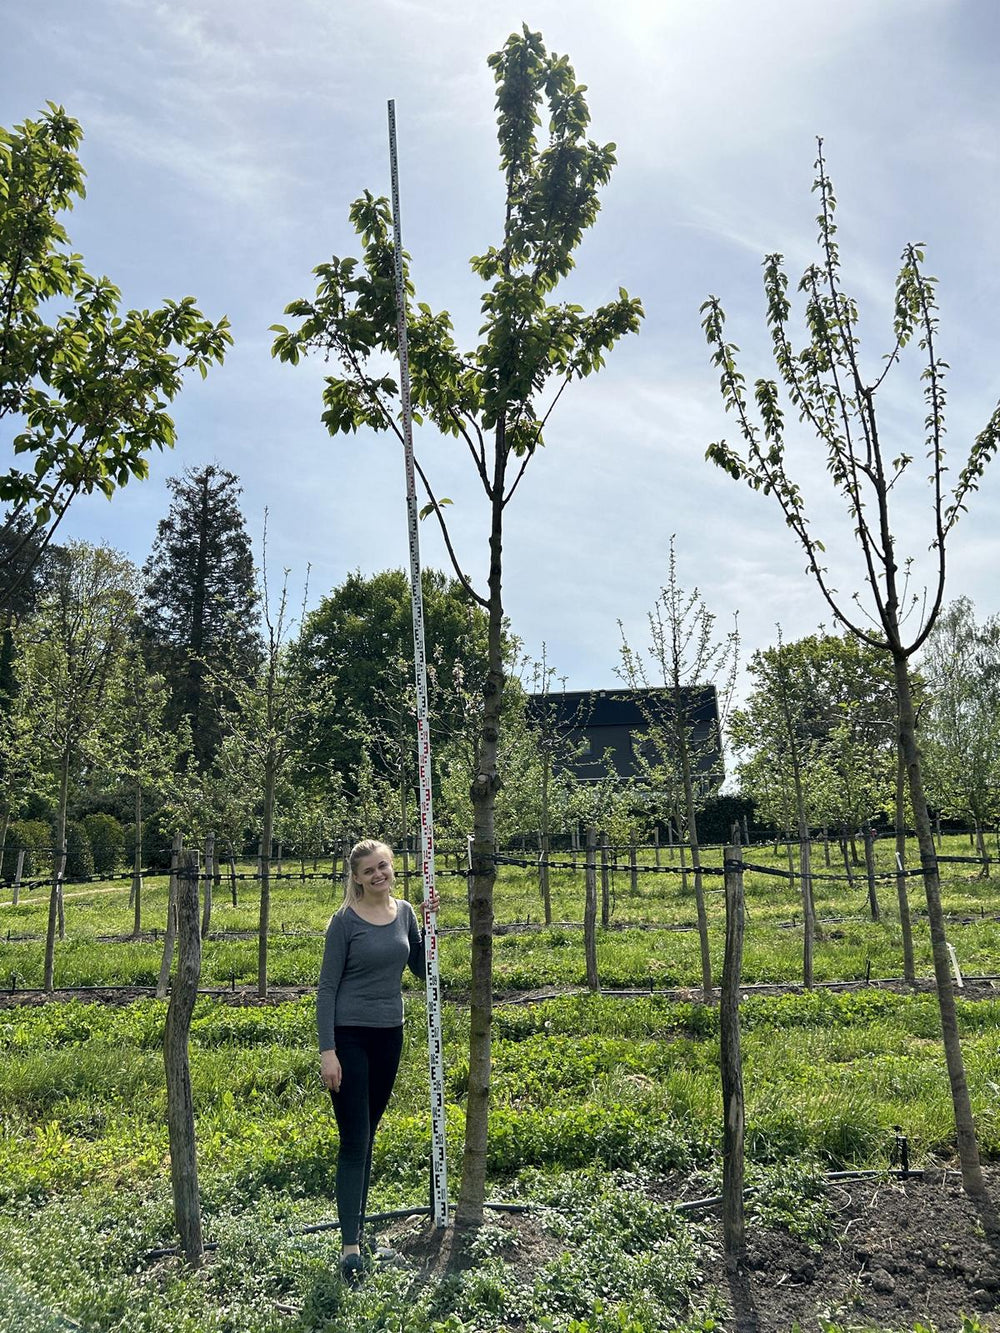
[{"left": 0, "top": 106, "right": 231, "bottom": 608}]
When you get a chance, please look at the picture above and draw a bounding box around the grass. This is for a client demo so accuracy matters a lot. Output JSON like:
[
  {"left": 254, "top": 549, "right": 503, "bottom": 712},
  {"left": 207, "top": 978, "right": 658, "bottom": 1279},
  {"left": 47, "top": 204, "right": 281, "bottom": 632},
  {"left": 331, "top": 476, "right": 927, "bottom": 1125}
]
[{"left": 0, "top": 834, "right": 997, "bottom": 1331}]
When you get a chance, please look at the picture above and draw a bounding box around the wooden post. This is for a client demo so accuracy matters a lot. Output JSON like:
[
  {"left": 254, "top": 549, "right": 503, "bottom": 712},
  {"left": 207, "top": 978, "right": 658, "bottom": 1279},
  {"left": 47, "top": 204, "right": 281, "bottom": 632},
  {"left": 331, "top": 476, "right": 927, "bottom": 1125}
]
[
  {"left": 653, "top": 825, "right": 661, "bottom": 868},
  {"left": 600, "top": 831, "right": 610, "bottom": 928},
  {"left": 164, "top": 847, "right": 204, "bottom": 1265},
  {"left": 584, "top": 826, "right": 599, "bottom": 992},
  {"left": 721, "top": 843, "right": 747, "bottom": 1267},
  {"left": 156, "top": 833, "right": 183, "bottom": 1000},
  {"left": 12, "top": 849, "right": 24, "bottom": 907},
  {"left": 863, "top": 826, "right": 880, "bottom": 923},
  {"left": 629, "top": 842, "right": 638, "bottom": 897},
  {"left": 200, "top": 833, "right": 215, "bottom": 939}
]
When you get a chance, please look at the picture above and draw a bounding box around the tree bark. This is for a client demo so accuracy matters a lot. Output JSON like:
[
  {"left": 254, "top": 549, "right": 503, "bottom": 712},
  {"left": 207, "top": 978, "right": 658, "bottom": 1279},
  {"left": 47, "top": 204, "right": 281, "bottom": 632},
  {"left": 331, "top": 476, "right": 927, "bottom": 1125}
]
[
  {"left": 156, "top": 833, "right": 183, "bottom": 1000},
  {"left": 721, "top": 844, "right": 747, "bottom": 1265},
  {"left": 584, "top": 825, "right": 599, "bottom": 992},
  {"left": 599, "top": 830, "right": 610, "bottom": 929},
  {"left": 259, "top": 761, "right": 276, "bottom": 999},
  {"left": 200, "top": 832, "right": 214, "bottom": 939},
  {"left": 863, "top": 826, "right": 880, "bottom": 923},
  {"left": 895, "top": 747, "right": 915, "bottom": 983},
  {"left": 164, "top": 847, "right": 204, "bottom": 1264},
  {"left": 455, "top": 468, "right": 505, "bottom": 1227},
  {"left": 131, "top": 785, "right": 143, "bottom": 940},
  {"left": 43, "top": 751, "right": 70, "bottom": 992},
  {"left": 894, "top": 651, "right": 985, "bottom": 1197}
]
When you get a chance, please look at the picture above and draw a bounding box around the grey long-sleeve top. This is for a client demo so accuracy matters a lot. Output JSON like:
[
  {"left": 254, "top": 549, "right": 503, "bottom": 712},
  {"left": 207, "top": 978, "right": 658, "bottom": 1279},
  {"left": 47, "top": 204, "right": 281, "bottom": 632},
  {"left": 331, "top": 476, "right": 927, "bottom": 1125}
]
[{"left": 316, "top": 900, "right": 425, "bottom": 1052}]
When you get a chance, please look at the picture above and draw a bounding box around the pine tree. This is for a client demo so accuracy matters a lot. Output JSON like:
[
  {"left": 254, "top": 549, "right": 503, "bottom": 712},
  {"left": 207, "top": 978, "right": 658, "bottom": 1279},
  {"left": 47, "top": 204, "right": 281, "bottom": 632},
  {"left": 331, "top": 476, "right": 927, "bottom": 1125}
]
[{"left": 139, "top": 465, "right": 260, "bottom": 771}]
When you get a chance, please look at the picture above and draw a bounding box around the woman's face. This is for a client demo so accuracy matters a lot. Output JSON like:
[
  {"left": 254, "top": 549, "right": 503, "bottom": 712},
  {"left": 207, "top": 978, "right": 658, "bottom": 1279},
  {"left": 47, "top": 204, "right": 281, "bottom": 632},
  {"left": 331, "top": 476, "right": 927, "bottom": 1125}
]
[{"left": 353, "top": 847, "right": 395, "bottom": 897}]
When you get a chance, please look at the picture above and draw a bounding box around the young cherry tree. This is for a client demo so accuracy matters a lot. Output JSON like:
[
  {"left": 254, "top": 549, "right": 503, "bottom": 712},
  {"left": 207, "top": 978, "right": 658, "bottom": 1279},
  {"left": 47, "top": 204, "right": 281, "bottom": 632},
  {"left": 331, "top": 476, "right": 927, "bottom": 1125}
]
[
  {"left": 701, "top": 141, "right": 1000, "bottom": 1200},
  {"left": 618, "top": 539, "right": 738, "bottom": 1001},
  {"left": 273, "top": 27, "right": 643, "bottom": 1221}
]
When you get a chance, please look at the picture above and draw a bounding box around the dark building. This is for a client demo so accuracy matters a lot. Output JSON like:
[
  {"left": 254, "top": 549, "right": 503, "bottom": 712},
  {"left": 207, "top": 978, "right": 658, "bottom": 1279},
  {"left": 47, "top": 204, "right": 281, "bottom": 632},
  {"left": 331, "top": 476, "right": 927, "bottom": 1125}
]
[{"left": 528, "top": 686, "right": 724, "bottom": 790}]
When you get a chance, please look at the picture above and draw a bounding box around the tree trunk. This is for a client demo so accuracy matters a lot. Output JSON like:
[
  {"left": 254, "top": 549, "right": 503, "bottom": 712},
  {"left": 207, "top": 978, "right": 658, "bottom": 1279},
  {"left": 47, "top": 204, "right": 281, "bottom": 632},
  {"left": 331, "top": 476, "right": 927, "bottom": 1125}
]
[
  {"left": 599, "top": 831, "right": 610, "bottom": 928},
  {"left": 721, "top": 844, "right": 747, "bottom": 1264},
  {"left": 893, "top": 651, "right": 984, "bottom": 1198},
  {"left": 863, "top": 826, "right": 880, "bottom": 923},
  {"left": 200, "top": 832, "right": 214, "bottom": 939},
  {"left": 164, "top": 847, "right": 204, "bottom": 1264},
  {"left": 157, "top": 833, "right": 183, "bottom": 999},
  {"left": 43, "top": 751, "right": 70, "bottom": 992},
  {"left": 895, "top": 746, "right": 915, "bottom": 983},
  {"left": 399, "top": 775, "right": 410, "bottom": 904},
  {"left": 540, "top": 754, "right": 552, "bottom": 926},
  {"left": 456, "top": 466, "right": 505, "bottom": 1228},
  {"left": 131, "top": 785, "right": 143, "bottom": 940},
  {"left": 259, "top": 761, "right": 276, "bottom": 999},
  {"left": 13, "top": 849, "right": 25, "bottom": 907},
  {"left": 227, "top": 838, "right": 238, "bottom": 906},
  {"left": 584, "top": 825, "right": 599, "bottom": 991},
  {"left": 677, "top": 715, "right": 713, "bottom": 1001}
]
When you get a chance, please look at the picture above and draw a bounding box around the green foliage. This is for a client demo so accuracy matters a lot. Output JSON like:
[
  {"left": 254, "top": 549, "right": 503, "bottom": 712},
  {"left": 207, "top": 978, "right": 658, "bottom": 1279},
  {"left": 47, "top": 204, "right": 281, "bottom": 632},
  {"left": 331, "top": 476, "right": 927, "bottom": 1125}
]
[
  {"left": 80, "top": 813, "right": 123, "bottom": 876},
  {"left": 62, "top": 820, "right": 94, "bottom": 880},
  {"left": 0, "top": 107, "right": 231, "bottom": 606},
  {"left": 1, "top": 818, "right": 49, "bottom": 879}
]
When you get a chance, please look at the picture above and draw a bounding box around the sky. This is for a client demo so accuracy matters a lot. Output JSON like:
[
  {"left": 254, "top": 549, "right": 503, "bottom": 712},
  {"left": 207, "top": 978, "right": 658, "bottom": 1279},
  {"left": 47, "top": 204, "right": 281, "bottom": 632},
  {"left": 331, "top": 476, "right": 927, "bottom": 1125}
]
[{"left": 3, "top": 0, "right": 999, "bottom": 693}]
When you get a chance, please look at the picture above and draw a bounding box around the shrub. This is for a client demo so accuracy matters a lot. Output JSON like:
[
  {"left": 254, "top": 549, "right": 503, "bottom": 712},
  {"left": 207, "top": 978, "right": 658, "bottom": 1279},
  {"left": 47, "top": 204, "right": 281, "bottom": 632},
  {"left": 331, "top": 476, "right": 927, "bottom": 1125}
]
[
  {"left": 63, "top": 821, "right": 95, "bottom": 881},
  {"left": 82, "top": 814, "right": 125, "bottom": 877},
  {"left": 2, "top": 820, "right": 51, "bottom": 881}
]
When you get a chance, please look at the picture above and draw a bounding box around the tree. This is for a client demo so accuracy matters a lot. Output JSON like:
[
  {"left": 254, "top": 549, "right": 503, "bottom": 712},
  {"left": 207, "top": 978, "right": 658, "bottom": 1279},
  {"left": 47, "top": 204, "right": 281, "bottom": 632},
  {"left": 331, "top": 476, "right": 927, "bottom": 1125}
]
[
  {"left": 702, "top": 141, "right": 1000, "bottom": 1199},
  {"left": 214, "top": 564, "right": 331, "bottom": 997},
  {"left": 618, "top": 539, "right": 737, "bottom": 1000},
  {"left": 291, "top": 568, "right": 490, "bottom": 783},
  {"left": 139, "top": 465, "right": 260, "bottom": 771},
  {"left": 18, "top": 542, "right": 137, "bottom": 988},
  {"left": 0, "top": 106, "right": 230, "bottom": 608},
  {"left": 921, "top": 598, "right": 1000, "bottom": 866},
  {"left": 273, "top": 27, "right": 643, "bottom": 1222}
]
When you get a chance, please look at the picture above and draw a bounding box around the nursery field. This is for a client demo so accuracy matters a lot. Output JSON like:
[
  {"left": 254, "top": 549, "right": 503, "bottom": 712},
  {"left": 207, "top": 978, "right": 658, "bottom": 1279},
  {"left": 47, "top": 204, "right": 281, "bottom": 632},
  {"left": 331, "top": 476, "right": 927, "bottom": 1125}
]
[{"left": 1, "top": 837, "right": 1000, "bottom": 1333}]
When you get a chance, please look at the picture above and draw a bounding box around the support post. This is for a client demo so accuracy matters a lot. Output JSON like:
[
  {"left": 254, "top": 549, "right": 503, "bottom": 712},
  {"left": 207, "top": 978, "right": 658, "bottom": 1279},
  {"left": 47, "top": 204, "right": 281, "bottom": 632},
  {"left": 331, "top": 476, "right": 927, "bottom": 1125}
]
[
  {"left": 12, "top": 849, "right": 24, "bottom": 907},
  {"left": 600, "top": 831, "right": 610, "bottom": 928},
  {"left": 201, "top": 833, "right": 215, "bottom": 940},
  {"left": 164, "top": 847, "right": 204, "bottom": 1265},
  {"left": 863, "top": 826, "right": 880, "bottom": 923}
]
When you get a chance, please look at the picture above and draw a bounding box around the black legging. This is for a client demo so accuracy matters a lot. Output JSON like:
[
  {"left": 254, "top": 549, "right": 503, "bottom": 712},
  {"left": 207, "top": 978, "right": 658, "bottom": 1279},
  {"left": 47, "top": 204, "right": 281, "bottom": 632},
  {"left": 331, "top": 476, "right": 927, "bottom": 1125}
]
[{"left": 329, "top": 1024, "right": 405, "bottom": 1246}]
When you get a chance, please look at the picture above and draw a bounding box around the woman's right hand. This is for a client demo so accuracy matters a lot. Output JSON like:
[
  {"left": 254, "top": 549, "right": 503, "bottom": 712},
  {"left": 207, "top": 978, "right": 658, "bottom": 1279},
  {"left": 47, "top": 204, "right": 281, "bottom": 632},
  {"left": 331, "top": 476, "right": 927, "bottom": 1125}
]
[{"left": 320, "top": 1049, "right": 342, "bottom": 1093}]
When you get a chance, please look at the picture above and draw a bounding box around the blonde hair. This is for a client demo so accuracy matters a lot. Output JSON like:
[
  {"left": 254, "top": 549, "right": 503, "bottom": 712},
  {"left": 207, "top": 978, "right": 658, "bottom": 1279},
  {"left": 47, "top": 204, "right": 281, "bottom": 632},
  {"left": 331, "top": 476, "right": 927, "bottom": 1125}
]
[{"left": 335, "top": 838, "right": 394, "bottom": 914}]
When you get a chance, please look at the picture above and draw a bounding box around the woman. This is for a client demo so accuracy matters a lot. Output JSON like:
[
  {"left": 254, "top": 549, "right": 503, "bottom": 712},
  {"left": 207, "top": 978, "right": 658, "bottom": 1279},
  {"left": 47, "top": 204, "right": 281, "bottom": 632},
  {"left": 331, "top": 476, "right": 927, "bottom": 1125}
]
[{"left": 317, "top": 839, "right": 424, "bottom": 1285}]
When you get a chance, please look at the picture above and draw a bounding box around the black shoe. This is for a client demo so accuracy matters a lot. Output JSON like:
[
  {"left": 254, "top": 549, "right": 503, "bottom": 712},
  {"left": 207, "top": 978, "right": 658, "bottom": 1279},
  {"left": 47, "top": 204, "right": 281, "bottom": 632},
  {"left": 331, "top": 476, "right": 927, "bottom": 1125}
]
[{"left": 340, "top": 1252, "right": 364, "bottom": 1288}]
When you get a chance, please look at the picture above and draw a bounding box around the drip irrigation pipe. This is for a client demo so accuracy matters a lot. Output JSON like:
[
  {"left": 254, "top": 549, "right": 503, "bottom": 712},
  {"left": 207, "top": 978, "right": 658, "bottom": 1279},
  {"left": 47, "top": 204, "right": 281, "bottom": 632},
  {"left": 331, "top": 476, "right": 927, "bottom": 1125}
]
[{"left": 141, "top": 1200, "right": 533, "bottom": 1261}]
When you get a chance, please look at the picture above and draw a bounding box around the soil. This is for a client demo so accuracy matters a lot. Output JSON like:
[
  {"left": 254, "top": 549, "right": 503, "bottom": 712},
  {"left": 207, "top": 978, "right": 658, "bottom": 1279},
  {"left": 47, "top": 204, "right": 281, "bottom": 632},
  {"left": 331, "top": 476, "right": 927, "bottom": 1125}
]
[{"left": 379, "top": 1170, "right": 1000, "bottom": 1333}]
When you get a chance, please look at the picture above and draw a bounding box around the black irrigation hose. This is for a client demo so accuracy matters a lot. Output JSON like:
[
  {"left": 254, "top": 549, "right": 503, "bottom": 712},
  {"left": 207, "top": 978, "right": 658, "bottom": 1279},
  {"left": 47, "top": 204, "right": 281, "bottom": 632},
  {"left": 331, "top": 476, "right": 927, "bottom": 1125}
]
[{"left": 141, "top": 1200, "right": 533, "bottom": 1262}]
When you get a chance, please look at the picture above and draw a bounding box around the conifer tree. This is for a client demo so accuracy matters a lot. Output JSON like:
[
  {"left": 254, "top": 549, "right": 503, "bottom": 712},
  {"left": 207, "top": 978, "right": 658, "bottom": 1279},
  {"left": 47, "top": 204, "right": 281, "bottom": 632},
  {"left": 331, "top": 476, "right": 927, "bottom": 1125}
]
[{"left": 139, "top": 465, "right": 260, "bottom": 771}]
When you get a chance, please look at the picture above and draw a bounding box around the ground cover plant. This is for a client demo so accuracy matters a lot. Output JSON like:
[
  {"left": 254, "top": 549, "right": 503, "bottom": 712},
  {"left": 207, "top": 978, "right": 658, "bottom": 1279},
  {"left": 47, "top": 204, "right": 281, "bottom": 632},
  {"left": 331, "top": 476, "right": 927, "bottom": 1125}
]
[{"left": 1, "top": 832, "right": 1000, "bottom": 1331}]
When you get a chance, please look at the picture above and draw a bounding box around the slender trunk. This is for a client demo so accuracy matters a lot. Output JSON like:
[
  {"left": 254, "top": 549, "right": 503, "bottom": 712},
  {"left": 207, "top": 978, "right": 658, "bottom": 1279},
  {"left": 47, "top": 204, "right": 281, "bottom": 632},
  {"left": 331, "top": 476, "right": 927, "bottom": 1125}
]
[
  {"left": 894, "top": 651, "right": 984, "bottom": 1197},
  {"left": 259, "top": 761, "right": 276, "bottom": 999},
  {"left": 823, "top": 824, "right": 831, "bottom": 867},
  {"left": 680, "top": 728, "right": 713, "bottom": 1000},
  {"left": 157, "top": 834, "right": 183, "bottom": 999},
  {"left": 200, "top": 832, "right": 214, "bottom": 939},
  {"left": 399, "top": 773, "right": 410, "bottom": 904},
  {"left": 456, "top": 461, "right": 505, "bottom": 1227},
  {"left": 540, "top": 755, "right": 551, "bottom": 925},
  {"left": 43, "top": 750, "right": 70, "bottom": 992},
  {"left": 973, "top": 816, "right": 990, "bottom": 877},
  {"left": 863, "top": 826, "right": 880, "bottom": 922},
  {"left": 895, "top": 746, "right": 915, "bottom": 983},
  {"left": 227, "top": 838, "right": 238, "bottom": 906},
  {"left": 164, "top": 847, "right": 204, "bottom": 1264},
  {"left": 839, "top": 836, "right": 855, "bottom": 890},
  {"left": 131, "top": 785, "right": 143, "bottom": 940},
  {"left": 0, "top": 809, "right": 10, "bottom": 886},
  {"left": 721, "top": 844, "right": 747, "bottom": 1264},
  {"left": 778, "top": 671, "right": 817, "bottom": 983},
  {"left": 584, "top": 825, "right": 599, "bottom": 991},
  {"left": 599, "top": 830, "right": 610, "bottom": 928}
]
